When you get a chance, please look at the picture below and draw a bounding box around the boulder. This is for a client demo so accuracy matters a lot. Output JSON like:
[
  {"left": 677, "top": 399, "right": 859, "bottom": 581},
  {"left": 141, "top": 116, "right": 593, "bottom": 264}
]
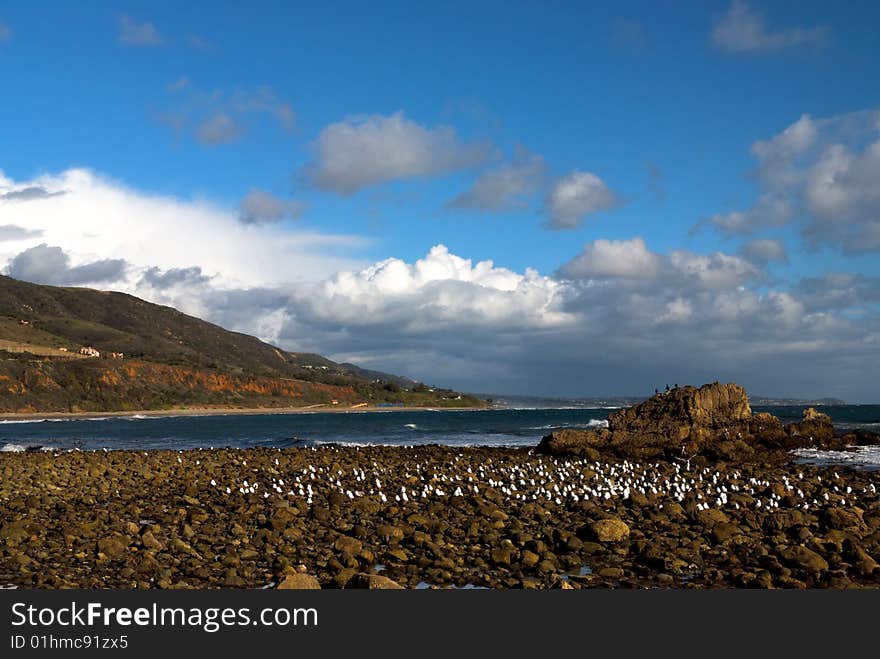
[
  {"left": 779, "top": 545, "right": 829, "bottom": 573},
  {"left": 277, "top": 573, "right": 321, "bottom": 590},
  {"left": 535, "top": 382, "right": 857, "bottom": 461},
  {"left": 346, "top": 574, "right": 404, "bottom": 589},
  {"left": 96, "top": 534, "right": 130, "bottom": 560},
  {"left": 538, "top": 382, "right": 755, "bottom": 460},
  {"left": 587, "top": 518, "right": 630, "bottom": 543},
  {"left": 784, "top": 408, "right": 836, "bottom": 444},
  {"left": 536, "top": 429, "right": 605, "bottom": 461}
]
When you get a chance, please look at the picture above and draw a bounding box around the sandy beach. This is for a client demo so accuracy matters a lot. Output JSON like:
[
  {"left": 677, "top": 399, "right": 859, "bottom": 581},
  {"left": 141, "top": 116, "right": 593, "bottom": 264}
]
[{"left": 0, "top": 404, "right": 495, "bottom": 422}]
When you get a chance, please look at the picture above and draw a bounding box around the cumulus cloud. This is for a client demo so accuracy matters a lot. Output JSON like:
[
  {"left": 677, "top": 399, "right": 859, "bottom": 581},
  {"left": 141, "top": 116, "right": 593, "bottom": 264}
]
[
  {"left": 2, "top": 167, "right": 877, "bottom": 400},
  {"left": 544, "top": 171, "right": 619, "bottom": 229},
  {"left": 712, "top": 1, "right": 829, "bottom": 54},
  {"left": 6, "top": 244, "right": 127, "bottom": 286},
  {"left": 700, "top": 109, "right": 880, "bottom": 253},
  {"left": 270, "top": 242, "right": 878, "bottom": 401},
  {"left": 738, "top": 238, "right": 788, "bottom": 265},
  {"left": 118, "top": 16, "right": 163, "bottom": 47},
  {"left": 238, "top": 189, "right": 304, "bottom": 225},
  {"left": 304, "top": 111, "right": 490, "bottom": 195},
  {"left": 558, "top": 237, "right": 759, "bottom": 290},
  {"left": 557, "top": 238, "right": 663, "bottom": 280},
  {"left": 447, "top": 147, "right": 545, "bottom": 212}
]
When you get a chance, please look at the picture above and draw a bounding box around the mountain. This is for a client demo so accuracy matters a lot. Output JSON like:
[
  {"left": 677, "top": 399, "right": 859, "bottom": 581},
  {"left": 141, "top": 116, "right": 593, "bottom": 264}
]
[{"left": 0, "top": 275, "right": 485, "bottom": 413}]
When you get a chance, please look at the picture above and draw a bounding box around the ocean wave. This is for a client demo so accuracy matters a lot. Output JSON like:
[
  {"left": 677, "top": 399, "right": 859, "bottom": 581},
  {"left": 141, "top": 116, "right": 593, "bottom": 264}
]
[
  {"left": 525, "top": 419, "right": 609, "bottom": 431},
  {"left": 792, "top": 445, "right": 880, "bottom": 470},
  {"left": 1, "top": 443, "right": 27, "bottom": 452},
  {"left": 0, "top": 416, "right": 112, "bottom": 424},
  {"left": 403, "top": 423, "right": 418, "bottom": 429}
]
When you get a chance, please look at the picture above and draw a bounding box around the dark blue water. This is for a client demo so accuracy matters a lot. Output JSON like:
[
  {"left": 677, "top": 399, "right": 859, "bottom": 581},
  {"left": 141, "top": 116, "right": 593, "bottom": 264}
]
[{"left": 1, "top": 405, "right": 878, "bottom": 452}]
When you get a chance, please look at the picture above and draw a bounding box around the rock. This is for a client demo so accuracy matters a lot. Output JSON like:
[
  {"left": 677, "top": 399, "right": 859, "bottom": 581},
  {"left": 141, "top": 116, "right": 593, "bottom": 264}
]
[
  {"left": 535, "top": 429, "right": 605, "bottom": 461},
  {"left": 141, "top": 531, "right": 164, "bottom": 550},
  {"left": 712, "top": 523, "right": 743, "bottom": 543},
  {"left": 588, "top": 518, "right": 630, "bottom": 543},
  {"left": 376, "top": 524, "right": 405, "bottom": 542},
  {"left": 491, "top": 547, "right": 513, "bottom": 566},
  {"left": 333, "top": 535, "right": 363, "bottom": 556},
  {"left": 96, "top": 534, "right": 130, "bottom": 559},
  {"left": 537, "top": 382, "right": 759, "bottom": 460},
  {"left": 277, "top": 573, "right": 321, "bottom": 590},
  {"left": 597, "top": 567, "right": 624, "bottom": 579},
  {"left": 695, "top": 508, "right": 729, "bottom": 528},
  {"left": 521, "top": 550, "right": 540, "bottom": 568},
  {"left": 784, "top": 408, "right": 835, "bottom": 445},
  {"left": 346, "top": 574, "right": 404, "bottom": 589},
  {"left": 779, "top": 546, "right": 829, "bottom": 573}
]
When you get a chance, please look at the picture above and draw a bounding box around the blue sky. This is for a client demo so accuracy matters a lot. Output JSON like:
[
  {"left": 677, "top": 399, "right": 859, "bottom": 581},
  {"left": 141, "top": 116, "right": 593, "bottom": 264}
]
[{"left": 1, "top": 2, "right": 879, "bottom": 400}]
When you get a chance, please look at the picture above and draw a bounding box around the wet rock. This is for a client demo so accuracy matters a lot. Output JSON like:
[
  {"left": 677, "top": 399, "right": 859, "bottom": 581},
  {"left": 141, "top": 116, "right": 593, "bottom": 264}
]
[{"left": 347, "top": 574, "right": 404, "bottom": 589}]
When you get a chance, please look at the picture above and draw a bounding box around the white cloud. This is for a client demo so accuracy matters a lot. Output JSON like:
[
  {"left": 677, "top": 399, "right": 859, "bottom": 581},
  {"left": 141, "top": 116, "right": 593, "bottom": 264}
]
[
  {"left": 305, "top": 111, "right": 490, "bottom": 195},
  {"left": 701, "top": 109, "right": 880, "bottom": 253},
  {"left": 544, "top": 171, "right": 619, "bottom": 229},
  {"left": 238, "top": 189, "right": 304, "bottom": 225},
  {"left": 276, "top": 242, "right": 877, "bottom": 401},
  {"left": 558, "top": 238, "right": 662, "bottom": 279},
  {"left": 118, "top": 16, "right": 163, "bottom": 47},
  {"left": 700, "top": 194, "right": 792, "bottom": 235},
  {"left": 712, "top": 1, "right": 828, "bottom": 54},
  {"left": 1, "top": 167, "right": 877, "bottom": 400},
  {"left": 0, "top": 167, "right": 367, "bottom": 295},
  {"left": 559, "top": 237, "right": 759, "bottom": 290},
  {"left": 447, "top": 147, "right": 545, "bottom": 212},
  {"left": 287, "top": 244, "right": 571, "bottom": 331}
]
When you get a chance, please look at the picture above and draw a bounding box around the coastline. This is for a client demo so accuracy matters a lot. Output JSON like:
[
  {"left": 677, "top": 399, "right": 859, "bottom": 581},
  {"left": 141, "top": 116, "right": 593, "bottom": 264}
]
[{"left": 0, "top": 403, "right": 497, "bottom": 422}]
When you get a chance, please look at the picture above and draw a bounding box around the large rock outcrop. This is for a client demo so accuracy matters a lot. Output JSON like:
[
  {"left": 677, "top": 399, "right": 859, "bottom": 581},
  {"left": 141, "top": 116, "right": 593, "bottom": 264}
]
[{"left": 536, "top": 382, "right": 877, "bottom": 461}]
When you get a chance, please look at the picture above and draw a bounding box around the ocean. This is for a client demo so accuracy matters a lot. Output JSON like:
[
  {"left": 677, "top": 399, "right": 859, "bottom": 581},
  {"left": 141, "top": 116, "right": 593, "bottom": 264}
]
[{"left": 1, "top": 404, "right": 878, "bottom": 459}]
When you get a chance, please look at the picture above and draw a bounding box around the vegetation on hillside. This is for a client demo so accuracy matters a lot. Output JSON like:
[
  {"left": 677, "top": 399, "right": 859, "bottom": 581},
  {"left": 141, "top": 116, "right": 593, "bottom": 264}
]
[{"left": 0, "top": 276, "right": 485, "bottom": 413}]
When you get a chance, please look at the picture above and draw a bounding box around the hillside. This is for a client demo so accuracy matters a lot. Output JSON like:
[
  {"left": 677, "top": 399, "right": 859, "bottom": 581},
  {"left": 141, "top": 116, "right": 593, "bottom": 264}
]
[{"left": 0, "top": 275, "right": 484, "bottom": 413}]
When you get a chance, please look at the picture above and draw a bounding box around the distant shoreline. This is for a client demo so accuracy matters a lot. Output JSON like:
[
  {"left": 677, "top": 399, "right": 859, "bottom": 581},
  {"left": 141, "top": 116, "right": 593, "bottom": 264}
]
[{"left": 0, "top": 404, "right": 497, "bottom": 422}]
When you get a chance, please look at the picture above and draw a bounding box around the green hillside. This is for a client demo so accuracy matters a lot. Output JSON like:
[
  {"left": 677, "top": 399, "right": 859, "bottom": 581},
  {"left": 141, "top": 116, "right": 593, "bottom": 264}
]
[{"left": 0, "top": 275, "right": 484, "bottom": 413}]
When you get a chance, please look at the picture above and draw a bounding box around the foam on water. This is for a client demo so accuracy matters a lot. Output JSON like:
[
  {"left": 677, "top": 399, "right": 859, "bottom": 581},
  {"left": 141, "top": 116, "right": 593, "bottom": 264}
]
[
  {"left": 525, "top": 418, "right": 609, "bottom": 431},
  {"left": 1, "top": 443, "right": 26, "bottom": 452},
  {"left": 792, "top": 445, "right": 880, "bottom": 471}
]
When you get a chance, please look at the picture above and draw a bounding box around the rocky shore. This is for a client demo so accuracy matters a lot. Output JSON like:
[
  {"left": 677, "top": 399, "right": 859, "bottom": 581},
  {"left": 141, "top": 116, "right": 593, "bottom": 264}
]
[
  {"left": 1, "top": 382, "right": 878, "bottom": 589},
  {"left": 1, "top": 443, "right": 879, "bottom": 589}
]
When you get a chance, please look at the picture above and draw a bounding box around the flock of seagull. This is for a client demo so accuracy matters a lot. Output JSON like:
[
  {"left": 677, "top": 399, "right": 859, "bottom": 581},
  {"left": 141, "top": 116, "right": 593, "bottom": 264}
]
[{"left": 195, "top": 446, "right": 878, "bottom": 515}]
